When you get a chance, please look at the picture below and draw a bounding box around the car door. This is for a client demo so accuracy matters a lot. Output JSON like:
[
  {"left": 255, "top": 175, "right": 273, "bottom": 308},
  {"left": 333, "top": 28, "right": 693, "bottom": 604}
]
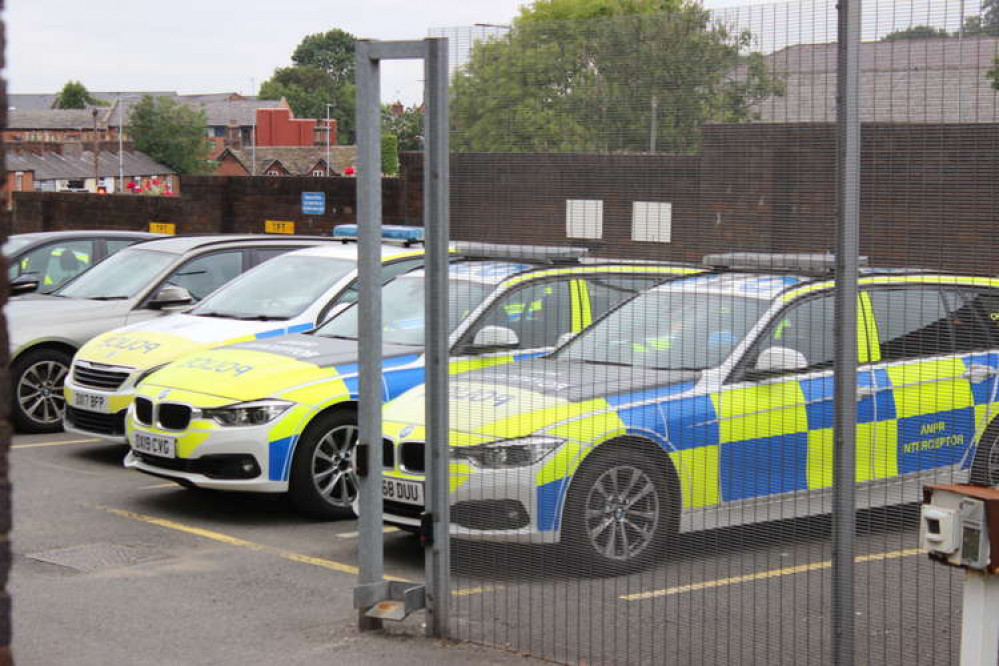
[
  {"left": 126, "top": 249, "right": 246, "bottom": 325},
  {"left": 713, "top": 293, "right": 880, "bottom": 503},
  {"left": 451, "top": 277, "right": 577, "bottom": 374},
  {"left": 866, "top": 286, "right": 990, "bottom": 482}
]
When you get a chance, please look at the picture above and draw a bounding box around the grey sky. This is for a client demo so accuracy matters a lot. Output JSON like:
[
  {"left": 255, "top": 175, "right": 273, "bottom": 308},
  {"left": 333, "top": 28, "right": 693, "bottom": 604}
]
[{"left": 6, "top": 0, "right": 979, "bottom": 108}]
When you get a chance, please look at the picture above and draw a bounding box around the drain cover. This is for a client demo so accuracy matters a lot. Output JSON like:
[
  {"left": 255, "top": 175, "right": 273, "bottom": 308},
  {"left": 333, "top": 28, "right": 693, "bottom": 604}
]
[{"left": 26, "top": 543, "right": 162, "bottom": 573}]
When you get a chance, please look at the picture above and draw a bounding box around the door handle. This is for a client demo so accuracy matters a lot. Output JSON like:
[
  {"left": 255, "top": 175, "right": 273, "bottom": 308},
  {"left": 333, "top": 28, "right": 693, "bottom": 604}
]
[
  {"left": 856, "top": 385, "right": 878, "bottom": 400},
  {"left": 963, "top": 364, "right": 998, "bottom": 385}
]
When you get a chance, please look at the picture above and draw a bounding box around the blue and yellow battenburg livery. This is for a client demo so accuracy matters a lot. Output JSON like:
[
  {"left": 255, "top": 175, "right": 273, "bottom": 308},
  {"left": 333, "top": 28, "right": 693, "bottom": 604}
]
[
  {"left": 381, "top": 262, "right": 999, "bottom": 572},
  {"left": 123, "top": 257, "right": 701, "bottom": 518}
]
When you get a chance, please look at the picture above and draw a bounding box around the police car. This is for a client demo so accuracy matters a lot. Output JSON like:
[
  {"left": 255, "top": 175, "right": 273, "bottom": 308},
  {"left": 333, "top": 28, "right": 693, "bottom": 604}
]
[
  {"left": 378, "top": 254, "right": 999, "bottom": 574},
  {"left": 123, "top": 251, "right": 700, "bottom": 518},
  {"left": 64, "top": 228, "right": 428, "bottom": 442}
]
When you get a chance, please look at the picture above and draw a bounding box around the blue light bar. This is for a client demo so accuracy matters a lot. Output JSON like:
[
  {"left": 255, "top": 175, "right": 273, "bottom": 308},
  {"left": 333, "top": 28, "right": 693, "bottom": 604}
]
[{"left": 331, "top": 224, "right": 425, "bottom": 246}]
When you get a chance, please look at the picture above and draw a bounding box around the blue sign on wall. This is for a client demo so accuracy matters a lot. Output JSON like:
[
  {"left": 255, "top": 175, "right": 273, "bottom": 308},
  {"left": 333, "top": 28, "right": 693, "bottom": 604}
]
[{"left": 302, "top": 192, "right": 326, "bottom": 215}]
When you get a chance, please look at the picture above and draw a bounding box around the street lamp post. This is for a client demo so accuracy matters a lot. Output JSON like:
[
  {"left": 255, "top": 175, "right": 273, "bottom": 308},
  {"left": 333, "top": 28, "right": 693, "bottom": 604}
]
[{"left": 325, "top": 103, "right": 335, "bottom": 177}]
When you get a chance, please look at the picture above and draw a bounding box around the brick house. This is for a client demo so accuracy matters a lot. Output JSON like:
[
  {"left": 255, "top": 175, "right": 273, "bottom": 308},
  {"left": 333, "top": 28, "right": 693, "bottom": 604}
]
[{"left": 213, "top": 145, "right": 356, "bottom": 177}]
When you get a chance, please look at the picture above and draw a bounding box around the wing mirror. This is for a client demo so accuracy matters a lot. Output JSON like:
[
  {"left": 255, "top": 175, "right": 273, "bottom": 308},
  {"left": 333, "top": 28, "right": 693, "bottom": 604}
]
[
  {"left": 9, "top": 272, "right": 40, "bottom": 295},
  {"left": 149, "top": 285, "right": 194, "bottom": 310},
  {"left": 751, "top": 346, "right": 808, "bottom": 376},
  {"left": 470, "top": 325, "right": 520, "bottom": 351}
]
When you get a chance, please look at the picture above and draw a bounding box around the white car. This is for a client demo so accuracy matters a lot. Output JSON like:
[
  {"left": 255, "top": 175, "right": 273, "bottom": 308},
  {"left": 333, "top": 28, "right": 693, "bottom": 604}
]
[{"left": 64, "top": 240, "right": 426, "bottom": 442}]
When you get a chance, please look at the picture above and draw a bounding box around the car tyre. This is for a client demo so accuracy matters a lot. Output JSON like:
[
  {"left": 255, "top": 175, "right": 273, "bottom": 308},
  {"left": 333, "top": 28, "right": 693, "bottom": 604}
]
[
  {"left": 562, "top": 442, "right": 678, "bottom": 576},
  {"left": 11, "top": 347, "right": 72, "bottom": 433},
  {"left": 970, "top": 418, "right": 999, "bottom": 486},
  {"left": 289, "top": 409, "right": 359, "bottom": 520}
]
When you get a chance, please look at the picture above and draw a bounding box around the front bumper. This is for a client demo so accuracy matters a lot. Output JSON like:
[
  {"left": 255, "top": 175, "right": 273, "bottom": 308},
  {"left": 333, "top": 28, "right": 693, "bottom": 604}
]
[
  {"left": 64, "top": 373, "right": 140, "bottom": 443},
  {"left": 381, "top": 443, "right": 563, "bottom": 545},
  {"left": 123, "top": 393, "right": 312, "bottom": 493}
]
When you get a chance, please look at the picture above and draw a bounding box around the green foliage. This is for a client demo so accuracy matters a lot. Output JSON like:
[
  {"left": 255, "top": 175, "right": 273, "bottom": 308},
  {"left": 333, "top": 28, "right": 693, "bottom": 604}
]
[
  {"left": 881, "top": 25, "right": 950, "bottom": 41},
  {"left": 381, "top": 133, "right": 400, "bottom": 175},
  {"left": 450, "top": 0, "right": 783, "bottom": 154},
  {"left": 260, "top": 28, "right": 358, "bottom": 143},
  {"left": 382, "top": 104, "right": 424, "bottom": 151},
  {"left": 292, "top": 29, "right": 356, "bottom": 85},
  {"left": 989, "top": 57, "right": 999, "bottom": 91},
  {"left": 963, "top": 0, "right": 999, "bottom": 36},
  {"left": 54, "top": 81, "right": 105, "bottom": 109},
  {"left": 128, "top": 96, "right": 214, "bottom": 175}
]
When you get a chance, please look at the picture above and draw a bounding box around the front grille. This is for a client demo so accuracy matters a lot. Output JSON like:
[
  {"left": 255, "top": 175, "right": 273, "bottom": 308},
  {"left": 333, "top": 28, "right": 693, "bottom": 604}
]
[
  {"left": 158, "top": 403, "right": 192, "bottom": 430},
  {"left": 134, "top": 397, "right": 153, "bottom": 426},
  {"left": 400, "top": 441, "right": 425, "bottom": 473},
  {"left": 452, "top": 500, "right": 531, "bottom": 531},
  {"left": 133, "top": 452, "right": 260, "bottom": 479},
  {"left": 66, "top": 407, "right": 126, "bottom": 436},
  {"left": 383, "top": 499, "right": 424, "bottom": 520},
  {"left": 383, "top": 439, "right": 395, "bottom": 469},
  {"left": 73, "top": 364, "right": 130, "bottom": 391}
]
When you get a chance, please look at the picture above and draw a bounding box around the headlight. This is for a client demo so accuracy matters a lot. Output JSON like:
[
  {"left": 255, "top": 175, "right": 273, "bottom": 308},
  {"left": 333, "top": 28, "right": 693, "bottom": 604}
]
[
  {"left": 451, "top": 435, "right": 565, "bottom": 469},
  {"left": 134, "top": 363, "right": 168, "bottom": 386},
  {"left": 200, "top": 399, "right": 293, "bottom": 427}
]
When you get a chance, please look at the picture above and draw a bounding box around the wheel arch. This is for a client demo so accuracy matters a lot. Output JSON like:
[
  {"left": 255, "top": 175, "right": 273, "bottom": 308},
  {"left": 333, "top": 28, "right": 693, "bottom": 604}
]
[
  {"left": 969, "top": 413, "right": 999, "bottom": 485},
  {"left": 11, "top": 339, "right": 79, "bottom": 366}
]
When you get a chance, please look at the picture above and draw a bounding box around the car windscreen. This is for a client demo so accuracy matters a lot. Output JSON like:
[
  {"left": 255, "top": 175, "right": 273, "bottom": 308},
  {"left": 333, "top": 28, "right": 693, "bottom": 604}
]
[
  {"left": 192, "top": 255, "right": 357, "bottom": 321},
  {"left": 557, "top": 290, "right": 769, "bottom": 370},
  {"left": 2, "top": 237, "right": 34, "bottom": 256},
  {"left": 54, "top": 248, "right": 175, "bottom": 300},
  {"left": 314, "top": 275, "right": 493, "bottom": 346}
]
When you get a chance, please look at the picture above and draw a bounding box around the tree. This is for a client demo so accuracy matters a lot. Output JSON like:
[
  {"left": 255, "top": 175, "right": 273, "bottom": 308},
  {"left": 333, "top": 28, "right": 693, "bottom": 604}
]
[
  {"left": 54, "top": 81, "right": 105, "bottom": 109},
  {"left": 382, "top": 103, "right": 424, "bottom": 151},
  {"left": 989, "top": 57, "right": 999, "bottom": 91},
  {"left": 259, "top": 28, "right": 358, "bottom": 143},
  {"left": 963, "top": 0, "right": 999, "bottom": 36},
  {"left": 128, "top": 96, "right": 214, "bottom": 175},
  {"left": 292, "top": 29, "right": 356, "bottom": 85},
  {"left": 450, "top": 0, "right": 783, "bottom": 154},
  {"left": 881, "top": 25, "right": 950, "bottom": 41}
]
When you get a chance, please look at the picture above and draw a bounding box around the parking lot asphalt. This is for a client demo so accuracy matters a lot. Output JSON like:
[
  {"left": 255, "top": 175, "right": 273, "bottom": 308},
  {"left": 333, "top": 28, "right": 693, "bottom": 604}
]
[
  {"left": 12, "top": 430, "right": 966, "bottom": 666},
  {"left": 10, "top": 432, "right": 541, "bottom": 666}
]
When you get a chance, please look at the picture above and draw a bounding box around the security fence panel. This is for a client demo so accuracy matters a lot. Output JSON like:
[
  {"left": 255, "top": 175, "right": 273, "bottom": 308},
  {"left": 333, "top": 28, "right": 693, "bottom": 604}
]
[{"left": 383, "top": 1, "right": 998, "bottom": 662}]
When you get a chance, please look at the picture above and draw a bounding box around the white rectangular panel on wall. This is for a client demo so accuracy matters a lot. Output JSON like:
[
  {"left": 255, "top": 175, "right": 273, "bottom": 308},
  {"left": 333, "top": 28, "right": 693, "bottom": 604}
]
[
  {"left": 566, "top": 199, "right": 604, "bottom": 239},
  {"left": 631, "top": 201, "right": 672, "bottom": 243}
]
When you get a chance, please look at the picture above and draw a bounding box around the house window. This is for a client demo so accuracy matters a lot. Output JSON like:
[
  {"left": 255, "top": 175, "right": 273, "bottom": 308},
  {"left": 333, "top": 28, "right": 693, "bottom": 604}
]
[
  {"left": 566, "top": 199, "right": 603, "bottom": 240},
  {"left": 267, "top": 170, "right": 281, "bottom": 176},
  {"left": 15, "top": 173, "right": 23, "bottom": 190},
  {"left": 313, "top": 170, "right": 325, "bottom": 177},
  {"left": 631, "top": 201, "right": 672, "bottom": 243}
]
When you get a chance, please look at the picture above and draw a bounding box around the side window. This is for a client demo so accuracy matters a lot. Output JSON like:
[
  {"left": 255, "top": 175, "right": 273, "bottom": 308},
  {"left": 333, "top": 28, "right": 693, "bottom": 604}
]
[
  {"left": 13, "top": 240, "right": 95, "bottom": 290},
  {"left": 465, "top": 280, "right": 573, "bottom": 350},
  {"left": 252, "top": 247, "right": 295, "bottom": 267},
  {"left": 943, "top": 289, "right": 999, "bottom": 352},
  {"left": 586, "top": 275, "right": 664, "bottom": 319},
  {"left": 743, "top": 294, "right": 835, "bottom": 375},
  {"left": 163, "top": 250, "right": 244, "bottom": 301},
  {"left": 105, "top": 238, "right": 141, "bottom": 256},
  {"left": 868, "top": 288, "right": 954, "bottom": 361},
  {"left": 328, "top": 258, "right": 423, "bottom": 309}
]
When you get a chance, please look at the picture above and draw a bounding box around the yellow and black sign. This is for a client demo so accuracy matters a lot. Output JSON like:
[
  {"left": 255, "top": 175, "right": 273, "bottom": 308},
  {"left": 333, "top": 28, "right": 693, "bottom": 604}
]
[
  {"left": 149, "top": 222, "right": 176, "bottom": 235},
  {"left": 265, "top": 220, "right": 296, "bottom": 235}
]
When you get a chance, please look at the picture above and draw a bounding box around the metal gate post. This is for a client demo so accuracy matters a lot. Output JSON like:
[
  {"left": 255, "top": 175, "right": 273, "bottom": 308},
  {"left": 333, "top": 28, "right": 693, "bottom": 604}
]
[
  {"left": 423, "top": 37, "right": 450, "bottom": 639},
  {"left": 354, "top": 39, "right": 385, "bottom": 633},
  {"left": 351, "top": 38, "right": 450, "bottom": 636},
  {"left": 833, "top": 1, "right": 862, "bottom": 664}
]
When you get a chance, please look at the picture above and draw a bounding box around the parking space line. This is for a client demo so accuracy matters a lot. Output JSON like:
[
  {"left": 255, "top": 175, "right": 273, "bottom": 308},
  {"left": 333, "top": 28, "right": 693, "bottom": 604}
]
[
  {"left": 140, "top": 483, "right": 181, "bottom": 489},
  {"left": 336, "top": 527, "right": 400, "bottom": 539},
  {"left": 98, "top": 506, "right": 411, "bottom": 582},
  {"left": 620, "top": 547, "right": 924, "bottom": 602},
  {"left": 12, "top": 438, "right": 100, "bottom": 449},
  {"left": 452, "top": 586, "right": 500, "bottom": 597}
]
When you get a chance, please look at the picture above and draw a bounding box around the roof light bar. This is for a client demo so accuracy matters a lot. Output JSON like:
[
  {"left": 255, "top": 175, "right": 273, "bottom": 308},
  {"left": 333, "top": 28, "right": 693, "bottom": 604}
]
[
  {"left": 702, "top": 252, "right": 869, "bottom": 275},
  {"left": 331, "top": 224, "right": 425, "bottom": 246},
  {"left": 451, "top": 242, "right": 589, "bottom": 264}
]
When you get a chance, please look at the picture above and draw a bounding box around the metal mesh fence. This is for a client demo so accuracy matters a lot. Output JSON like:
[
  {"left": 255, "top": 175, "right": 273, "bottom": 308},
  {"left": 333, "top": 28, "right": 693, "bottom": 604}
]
[{"left": 384, "top": 1, "right": 999, "bottom": 662}]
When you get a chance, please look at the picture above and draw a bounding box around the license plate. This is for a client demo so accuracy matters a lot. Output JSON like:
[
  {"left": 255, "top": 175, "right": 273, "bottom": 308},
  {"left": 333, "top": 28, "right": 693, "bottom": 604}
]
[
  {"left": 71, "top": 389, "right": 109, "bottom": 413},
  {"left": 133, "top": 431, "right": 176, "bottom": 458},
  {"left": 382, "top": 478, "right": 424, "bottom": 506}
]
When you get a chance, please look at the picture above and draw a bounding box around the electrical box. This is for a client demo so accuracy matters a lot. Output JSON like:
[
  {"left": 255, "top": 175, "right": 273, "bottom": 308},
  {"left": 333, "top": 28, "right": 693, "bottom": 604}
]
[{"left": 921, "top": 484, "right": 999, "bottom": 573}]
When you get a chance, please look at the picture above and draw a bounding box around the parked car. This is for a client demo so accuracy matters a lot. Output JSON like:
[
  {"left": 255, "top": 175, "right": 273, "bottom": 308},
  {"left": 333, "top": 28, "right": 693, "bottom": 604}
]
[
  {"left": 375, "top": 253, "right": 999, "bottom": 573},
  {"left": 123, "top": 246, "right": 701, "bottom": 518},
  {"left": 4, "top": 230, "right": 160, "bottom": 294},
  {"left": 64, "top": 232, "right": 428, "bottom": 443},
  {"left": 8, "top": 234, "right": 336, "bottom": 433}
]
